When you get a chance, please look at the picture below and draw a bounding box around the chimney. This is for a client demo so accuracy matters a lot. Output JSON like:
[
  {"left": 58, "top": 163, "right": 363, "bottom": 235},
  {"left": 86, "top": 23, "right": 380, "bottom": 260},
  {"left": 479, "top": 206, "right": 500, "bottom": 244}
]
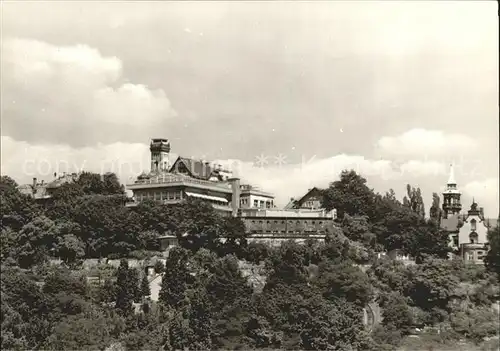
[
  {"left": 32, "top": 177, "right": 37, "bottom": 188},
  {"left": 480, "top": 207, "right": 484, "bottom": 218},
  {"left": 228, "top": 178, "right": 241, "bottom": 217}
]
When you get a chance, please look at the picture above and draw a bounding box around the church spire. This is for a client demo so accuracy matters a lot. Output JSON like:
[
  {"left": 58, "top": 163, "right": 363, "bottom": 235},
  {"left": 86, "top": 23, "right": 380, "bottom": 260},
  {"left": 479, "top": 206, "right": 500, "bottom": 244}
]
[
  {"left": 447, "top": 163, "right": 456, "bottom": 185},
  {"left": 442, "top": 162, "right": 461, "bottom": 218}
]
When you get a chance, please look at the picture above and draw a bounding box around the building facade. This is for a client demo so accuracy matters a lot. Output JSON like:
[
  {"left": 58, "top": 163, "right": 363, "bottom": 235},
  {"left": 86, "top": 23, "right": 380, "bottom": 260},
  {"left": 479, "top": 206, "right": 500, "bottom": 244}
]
[
  {"left": 127, "top": 138, "right": 340, "bottom": 240},
  {"left": 18, "top": 172, "right": 79, "bottom": 203},
  {"left": 285, "top": 187, "right": 324, "bottom": 210},
  {"left": 440, "top": 164, "right": 495, "bottom": 264},
  {"left": 126, "top": 139, "right": 238, "bottom": 217}
]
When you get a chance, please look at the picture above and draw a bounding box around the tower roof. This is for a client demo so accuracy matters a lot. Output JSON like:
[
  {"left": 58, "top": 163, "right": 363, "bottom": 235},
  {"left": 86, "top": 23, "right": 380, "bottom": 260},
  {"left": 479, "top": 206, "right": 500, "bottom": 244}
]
[{"left": 447, "top": 163, "right": 456, "bottom": 185}]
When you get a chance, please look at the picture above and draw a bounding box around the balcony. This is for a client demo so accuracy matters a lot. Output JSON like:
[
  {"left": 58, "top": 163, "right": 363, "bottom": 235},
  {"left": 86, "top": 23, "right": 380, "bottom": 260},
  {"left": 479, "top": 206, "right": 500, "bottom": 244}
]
[{"left": 127, "top": 173, "right": 232, "bottom": 192}]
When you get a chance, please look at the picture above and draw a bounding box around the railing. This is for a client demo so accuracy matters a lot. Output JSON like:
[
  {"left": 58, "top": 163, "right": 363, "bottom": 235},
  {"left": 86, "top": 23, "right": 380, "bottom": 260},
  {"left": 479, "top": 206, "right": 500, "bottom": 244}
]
[{"left": 129, "top": 174, "right": 232, "bottom": 189}]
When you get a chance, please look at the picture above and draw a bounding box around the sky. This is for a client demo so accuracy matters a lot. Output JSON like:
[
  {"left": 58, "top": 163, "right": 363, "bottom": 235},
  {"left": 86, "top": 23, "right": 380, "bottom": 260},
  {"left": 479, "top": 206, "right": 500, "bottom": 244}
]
[{"left": 1, "top": 1, "right": 498, "bottom": 217}]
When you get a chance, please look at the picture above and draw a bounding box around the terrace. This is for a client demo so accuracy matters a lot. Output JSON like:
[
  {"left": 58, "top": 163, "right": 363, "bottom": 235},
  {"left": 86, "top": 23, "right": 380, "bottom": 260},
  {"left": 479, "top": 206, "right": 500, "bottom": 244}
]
[{"left": 127, "top": 173, "right": 233, "bottom": 192}]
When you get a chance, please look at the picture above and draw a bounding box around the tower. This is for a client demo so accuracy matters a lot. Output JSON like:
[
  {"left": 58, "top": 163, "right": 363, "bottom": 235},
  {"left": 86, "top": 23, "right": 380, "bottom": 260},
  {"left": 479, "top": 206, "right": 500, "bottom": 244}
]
[
  {"left": 442, "top": 164, "right": 461, "bottom": 218},
  {"left": 150, "top": 138, "right": 171, "bottom": 173}
]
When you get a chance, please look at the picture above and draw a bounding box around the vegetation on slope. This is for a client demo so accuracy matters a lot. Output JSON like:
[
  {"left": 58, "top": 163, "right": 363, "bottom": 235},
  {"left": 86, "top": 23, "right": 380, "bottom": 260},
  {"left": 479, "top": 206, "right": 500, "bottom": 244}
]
[{"left": 1, "top": 171, "right": 499, "bottom": 350}]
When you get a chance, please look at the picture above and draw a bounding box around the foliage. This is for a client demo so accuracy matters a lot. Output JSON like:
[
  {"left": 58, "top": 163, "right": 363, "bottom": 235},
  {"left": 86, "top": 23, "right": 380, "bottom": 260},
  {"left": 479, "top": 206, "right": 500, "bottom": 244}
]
[
  {"left": 140, "top": 274, "right": 151, "bottom": 298},
  {"left": 159, "top": 247, "right": 191, "bottom": 308},
  {"left": 321, "top": 170, "right": 376, "bottom": 219},
  {"left": 484, "top": 223, "right": 500, "bottom": 278},
  {"left": 2, "top": 169, "right": 499, "bottom": 350},
  {"left": 115, "top": 259, "right": 137, "bottom": 316}
]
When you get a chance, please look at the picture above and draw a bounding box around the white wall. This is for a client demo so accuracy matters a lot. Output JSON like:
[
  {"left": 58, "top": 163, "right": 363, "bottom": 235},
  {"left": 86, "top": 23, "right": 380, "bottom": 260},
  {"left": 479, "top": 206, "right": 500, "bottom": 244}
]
[{"left": 458, "top": 214, "right": 489, "bottom": 245}]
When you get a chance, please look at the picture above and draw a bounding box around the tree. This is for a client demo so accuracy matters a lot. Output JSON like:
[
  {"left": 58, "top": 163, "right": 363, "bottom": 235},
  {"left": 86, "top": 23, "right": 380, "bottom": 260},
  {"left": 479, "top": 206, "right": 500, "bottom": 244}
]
[
  {"left": 341, "top": 214, "right": 374, "bottom": 246},
  {"left": 321, "top": 170, "right": 376, "bottom": 219},
  {"left": 407, "top": 259, "right": 459, "bottom": 322},
  {"left": 379, "top": 292, "right": 413, "bottom": 334},
  {"left": 217, "top": 217, "right": 248, "bottom": 257},
  {"left": 76, "top": 172, "right": 105, "bottom": 195},
  {"left": 102, "top": 172, "right": 125, "bottom": 195},
  {"left": 403, "top": 184, "right": 425, "bottom": 218},
  {"left": 0, "top": 175, "right": 18, "bottom": 188},
  {"left": 54, "top": 234, "right": 85, "bottom": 264},
  {"left": 140, "top": 274, "right": 151, "bottom": 298},
  {"left": 298, "top": 296, "right": 369, "bottom": 350},
  {"left": 485, "top": 223, "right": 500, "bottom": 278},
  {"left": 176, "top": 199, "right": 225, "bottom": 252},
  {"left": 315, "top": 261, "right": 374, "bottom": 308},
  {"left": 16, "top": 216, "right": 58, "bottom": 268},
  {"left": 450, "top": 306, "right": 499, "bottom": 342},
  {"left": 188, "top": 287, "right": 213, "bottom": 350},
  {"left": 429, "top": 192, "right": 443, "bottom": 224},
  {"left": 1, "top": 177, "right": 40, "bottom": 231},
  {"left": 115, "top": 259, "right": 135, "bottom": 316},
  {"left": 42, "top": 311, "right": 125, "bottom": 351},
  {"left": 159, "top": 247, "right": 191, "bottom": 308}
]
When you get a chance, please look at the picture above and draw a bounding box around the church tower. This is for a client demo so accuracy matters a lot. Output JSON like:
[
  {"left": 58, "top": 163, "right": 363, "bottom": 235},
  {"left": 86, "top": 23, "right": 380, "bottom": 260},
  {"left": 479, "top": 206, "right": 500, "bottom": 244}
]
[
  {"left": 442, "top": 164, "right": 462, "bottom": 218},
  {"left": 150, "top": 138, "right": 171, "bottom": 173}
]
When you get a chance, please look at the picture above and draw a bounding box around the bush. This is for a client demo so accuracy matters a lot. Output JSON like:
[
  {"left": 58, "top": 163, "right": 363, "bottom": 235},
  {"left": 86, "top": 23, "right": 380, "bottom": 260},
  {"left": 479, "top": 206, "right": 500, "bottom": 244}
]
[{"left": 153, "top": 260, "right": 165, "bottom": 274}]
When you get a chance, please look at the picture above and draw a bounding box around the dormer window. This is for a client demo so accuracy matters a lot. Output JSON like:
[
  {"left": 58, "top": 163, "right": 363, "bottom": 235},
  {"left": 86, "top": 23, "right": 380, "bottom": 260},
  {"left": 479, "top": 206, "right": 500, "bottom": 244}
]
[{"left": 470, "top": 219, "right": 477, "bottom": 231}]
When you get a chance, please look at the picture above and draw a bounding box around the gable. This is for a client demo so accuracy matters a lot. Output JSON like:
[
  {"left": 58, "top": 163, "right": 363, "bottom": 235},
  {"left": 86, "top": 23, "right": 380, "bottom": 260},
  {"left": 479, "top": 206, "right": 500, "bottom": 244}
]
[
  {"left": 169, "top": 157, "right": 212, "bottom": 180},
  {"left": 296, "top": 187, "right": 323, "bottom": 206}
]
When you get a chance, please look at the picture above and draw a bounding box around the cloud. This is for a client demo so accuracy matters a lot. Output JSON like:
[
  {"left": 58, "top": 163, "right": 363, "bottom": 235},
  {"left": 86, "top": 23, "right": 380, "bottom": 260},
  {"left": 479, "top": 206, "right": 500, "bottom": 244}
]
[
  {"left": 463, "top": 178, "right": 499, "bottom": 218},
  {"left": 1, "top": 38, "right": 177, "bottom": 147},
  {"left": 3, "top": 135, "right": 497, "bottom": 217},
  {"left": 376, "top": 128, "right": 477, "bottom": 157},
  {"left": 214, "top": 153, "right": 453, "bottom": 207},
  {"left": 1, "top": 136, "right": 154, "bottom": 185}
]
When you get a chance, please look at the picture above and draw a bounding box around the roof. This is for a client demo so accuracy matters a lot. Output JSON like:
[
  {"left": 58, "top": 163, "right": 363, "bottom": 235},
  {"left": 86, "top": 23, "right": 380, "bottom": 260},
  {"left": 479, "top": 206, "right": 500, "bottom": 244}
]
[
  {"left": 293, "top": 187, "right": 323, "bottom": 207},
  {"left": 169, "top": 156, "right": 213, "bottom": 180}
]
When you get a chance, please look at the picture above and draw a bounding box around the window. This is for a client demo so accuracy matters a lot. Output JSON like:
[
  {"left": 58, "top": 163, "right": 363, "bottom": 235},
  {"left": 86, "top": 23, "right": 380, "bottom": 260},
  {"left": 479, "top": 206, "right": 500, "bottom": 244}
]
[
  {"left": 174, "top": 192, "right": 181, "bottom": 200},
  {"left": 253, "top": 200, "right": 258, "bottom": 207},
  {"left": 470, "top": 232, "right": 478, "bottom": 244},
  {"left": 471, "top": 219, "right": 477, "bottom": 231}
]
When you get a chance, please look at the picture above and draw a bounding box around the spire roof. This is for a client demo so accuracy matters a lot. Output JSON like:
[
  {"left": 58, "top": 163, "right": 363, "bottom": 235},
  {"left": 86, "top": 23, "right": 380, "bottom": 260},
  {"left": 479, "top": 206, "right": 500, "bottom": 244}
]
[{"left": 447, "top": 163, "right": 456, "bottom": 185}]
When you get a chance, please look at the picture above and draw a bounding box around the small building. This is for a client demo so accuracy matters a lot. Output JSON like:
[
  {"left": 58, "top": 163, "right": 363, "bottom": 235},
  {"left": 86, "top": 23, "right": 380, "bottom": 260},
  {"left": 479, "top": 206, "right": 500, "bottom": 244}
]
[
  {"left": 285, "top": 187, "right": 324, "bottom": 210},
  {"left": 18, "top": 172, "right": 79, "bottom": 204},
  {"left": 239, "top": 184, "right": 275, "bottom": 209},
  {"left": 457, "top": 202, "right": 490, "bottom": 264}
]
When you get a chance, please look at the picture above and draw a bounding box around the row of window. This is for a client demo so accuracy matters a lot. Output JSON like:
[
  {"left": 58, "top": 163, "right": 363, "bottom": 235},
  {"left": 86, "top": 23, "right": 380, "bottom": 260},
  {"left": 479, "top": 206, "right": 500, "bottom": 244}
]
[
  {"left": 250, "top": 230, "right": 327, "bottom": 234},
  {"left": 249, "top": 220, "right": 324, "bottom": 225},
  {"left": 239, "top": 197, "right": 273, "bottom": 208},
  {"left": 136, "top": 191, "right": 182, "bottom": 201}
]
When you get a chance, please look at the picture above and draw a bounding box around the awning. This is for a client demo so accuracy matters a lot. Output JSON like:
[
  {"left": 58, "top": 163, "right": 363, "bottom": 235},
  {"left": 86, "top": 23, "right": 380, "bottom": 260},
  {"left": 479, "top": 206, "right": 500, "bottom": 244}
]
[{"left": 185, "top": 192, "right": 228, "bottom": 203}]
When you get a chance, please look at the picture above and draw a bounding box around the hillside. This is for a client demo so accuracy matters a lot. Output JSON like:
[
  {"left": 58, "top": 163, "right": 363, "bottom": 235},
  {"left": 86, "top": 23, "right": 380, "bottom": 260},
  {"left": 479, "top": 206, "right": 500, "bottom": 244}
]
[{"left": 1, "top": 172, "right": 499, "bottom": 351}]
